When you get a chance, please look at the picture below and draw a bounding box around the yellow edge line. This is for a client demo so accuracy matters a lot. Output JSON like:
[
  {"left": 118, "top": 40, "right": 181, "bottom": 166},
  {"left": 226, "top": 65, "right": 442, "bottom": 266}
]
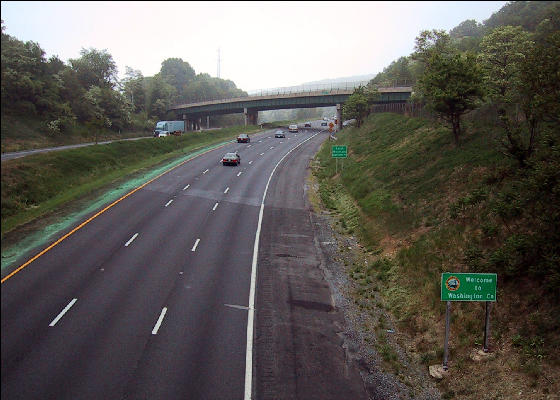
[{"left": 1, "top": 141, "right": 233, "bottom": 284}]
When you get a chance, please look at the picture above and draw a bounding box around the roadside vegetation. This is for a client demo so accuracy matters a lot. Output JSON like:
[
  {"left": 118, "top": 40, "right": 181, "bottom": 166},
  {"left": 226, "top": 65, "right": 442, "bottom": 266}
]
[
  {"left": 1, "top": 19, "right": 247, "bottom": 153},
  {"left": 314, "top": 112, "right": 559, "bottom": 399},
  {"left": 1, "top": 125, "right": 260, "bottom": 238},
  {"left": 316, "top": 2, "right": 559, "bottom": 398}
]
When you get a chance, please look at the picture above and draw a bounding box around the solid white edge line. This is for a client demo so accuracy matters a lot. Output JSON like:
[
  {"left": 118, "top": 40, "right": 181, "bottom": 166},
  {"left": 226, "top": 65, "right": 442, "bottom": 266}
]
[
  {"left": 49, "top": 298, "right": 77, "bottom": 327},
  {"left": 244, "top": 131, "right": 319, "bottom": 400},
  {"left": 213, "top": 202, "right": 219, "bottom": 211},
  {"left": 125, "top": 233, "right": 139, "bottom": 247},
  {"left": 165, "top": 199, "right": 173, "bottom": 207},
  {"left": 191, "top": 238, "right": 200, "bottom": 252},
  {"left": 152, "top": 307, "right": 167, "bottom": 335}
]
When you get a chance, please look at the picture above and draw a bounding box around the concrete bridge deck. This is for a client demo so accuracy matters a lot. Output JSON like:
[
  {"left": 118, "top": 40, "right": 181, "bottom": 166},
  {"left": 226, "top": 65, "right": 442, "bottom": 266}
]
[{"left": 169, "top": 85, "right": 413, "bottom": 130}]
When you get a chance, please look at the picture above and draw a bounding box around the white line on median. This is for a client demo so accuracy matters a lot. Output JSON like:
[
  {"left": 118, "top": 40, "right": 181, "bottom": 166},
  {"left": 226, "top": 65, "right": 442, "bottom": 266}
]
[
  {"left": 249, "top": 161, "right": 253, "bottom": 165},
  {"left": 212, "top": 202, "right": 219, "bottom": 211},
  {"left": 260, "top": 153, "right": 264, "bottom": 156},
  {"left": 49, "top": 298, "right": 77, "bottom": 327},
  {"left": 224, "top": 187, "right": 230, "bottom": 194},
  {"left": 237, "top": 171, "right": 242, "bottom": 177},
  {"left": 191, "top": 239, "right": 200, "bottom": 252},
  {"left": 125, "top": 233, "right": 139, "bottom": 247},
  {"left": 152, "top": 307, "right": 167, "bottom": 335},
  {"left": 165, "top": 199, "right": 173, "bottom": 207},
  {"left": 183, "top": 184, "right": 190, "bottom": 191},
  {"left": 203, "top": 169, "right": 209, "bottom": 174},
  {"left": 244, "top": 131, "right": 319, "bottom": 400}
]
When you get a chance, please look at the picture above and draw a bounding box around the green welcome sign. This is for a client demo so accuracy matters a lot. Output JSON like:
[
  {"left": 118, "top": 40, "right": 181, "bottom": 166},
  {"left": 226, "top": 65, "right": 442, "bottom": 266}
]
[
  {"left": 441, "top": 273, "right": 497, "bottom": 302},
  {"left": 331, "top": 145, "right": 347, "bottom": 158}
]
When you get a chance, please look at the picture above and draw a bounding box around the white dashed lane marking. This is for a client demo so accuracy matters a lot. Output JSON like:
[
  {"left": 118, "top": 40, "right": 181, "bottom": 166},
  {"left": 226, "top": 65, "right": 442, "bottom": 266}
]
[
  {"left": 49, "top": 298, "right": 77, "bottom": 327},
  {"left": 191, "top": 239, "right": 200, "bottom": 252},
  {"left": 125, "top": 233, "right": 139, "bottom": 247},
  {"left": 151, "top": 307, "right": 167, "bottom": 335}
]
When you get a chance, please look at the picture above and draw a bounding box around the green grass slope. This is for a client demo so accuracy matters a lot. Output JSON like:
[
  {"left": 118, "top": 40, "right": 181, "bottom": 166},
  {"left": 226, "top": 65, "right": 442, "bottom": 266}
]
[{"left": 313, "top": 112, "right": 559, "bottom": 399}]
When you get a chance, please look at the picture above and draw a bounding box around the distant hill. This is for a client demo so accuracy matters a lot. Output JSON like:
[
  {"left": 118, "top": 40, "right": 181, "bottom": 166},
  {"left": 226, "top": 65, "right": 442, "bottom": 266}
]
[
  {"left": 301, "top": 74, "right": 377, "bottom": 86},
  {"left": 247, "top": 74, "right": 376, "bottom": 95}
]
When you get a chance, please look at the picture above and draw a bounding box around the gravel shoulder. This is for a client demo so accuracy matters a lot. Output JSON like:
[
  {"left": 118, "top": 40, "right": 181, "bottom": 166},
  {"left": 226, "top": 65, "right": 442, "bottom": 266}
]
[{"left": 306, "top": 170, "right": 441, "bottom": 400}]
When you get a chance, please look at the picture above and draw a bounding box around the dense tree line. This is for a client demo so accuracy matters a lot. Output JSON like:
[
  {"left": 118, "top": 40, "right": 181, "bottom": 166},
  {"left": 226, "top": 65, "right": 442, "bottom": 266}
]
[
  {"left": 1, "top": 20, "right": 248, "bottom": 136},
  {"left": 344, "top": 1, "right": 559, "bottom": 295},
  {"left": 369, "top": 1, "right": 558, "bottom": 86}
]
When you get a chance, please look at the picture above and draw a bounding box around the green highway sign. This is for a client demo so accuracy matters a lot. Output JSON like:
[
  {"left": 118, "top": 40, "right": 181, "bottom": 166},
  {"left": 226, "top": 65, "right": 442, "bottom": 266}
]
[
  {"left": 441, "top": 273, "right": 497, "bottom": 302},
  {"left": 331, "top": 145, "right": 347, "bottom": 158}
]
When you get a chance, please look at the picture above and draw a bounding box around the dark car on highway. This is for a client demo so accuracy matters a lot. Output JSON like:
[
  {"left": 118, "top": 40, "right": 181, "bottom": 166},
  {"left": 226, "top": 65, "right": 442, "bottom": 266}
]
[
  {"left": 237, "top": 134, "right": 250, "bottom": 143},
  {"left": 222, "top": 152, "right": 241, "bottom": 166},
  {"left": 274, "top": 130, "right": 285, "bottom": 138},
  {"left": 304, "top": 122, "right": 311, "bottom": 127}
]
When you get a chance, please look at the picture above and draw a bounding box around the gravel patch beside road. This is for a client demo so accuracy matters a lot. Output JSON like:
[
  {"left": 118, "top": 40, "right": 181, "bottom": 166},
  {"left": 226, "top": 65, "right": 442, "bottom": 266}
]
[{"left": 309, "top": 202, "right": 441, "bottom": 399}]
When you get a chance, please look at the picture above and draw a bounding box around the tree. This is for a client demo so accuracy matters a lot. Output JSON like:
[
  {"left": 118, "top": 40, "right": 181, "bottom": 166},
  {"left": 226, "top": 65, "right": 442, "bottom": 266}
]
[
  {"left": 342, "top": 87, "right": 368, "bottom": 127},
  {"left": 69, "top": 48, "right": 118, "bottom": 90},
  {"left": 479, "top": 26, "right": 538, "bottom": 165},
  {"left": 146, "top": 74, "right": 176, "bottom": 119},
  {"left": 122, "top": 66, "right": 145, "bottom": 113},
  {"left": 160, "top": 58, "right": 195, "bottom": 102},
  {"left": 413, "top": 30, "right": 484, "bottom": 145},
  {"left": 419, "top": 53, "right": 484, "bottom": 145},
  {"left": 450, "top": 19, "right": 484, "bottom": 39}
]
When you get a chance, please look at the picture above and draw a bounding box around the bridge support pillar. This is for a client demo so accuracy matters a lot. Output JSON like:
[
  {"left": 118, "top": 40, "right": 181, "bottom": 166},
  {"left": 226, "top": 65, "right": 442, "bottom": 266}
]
[
  {"left": 207, "top": 115, "right": 210, "bottom": 129},
  {"left": 244, "top": 108, "right": 258, "bottom": 126},
  {"left": 336, "top": 104, "right": 343, "bottom": 131}
]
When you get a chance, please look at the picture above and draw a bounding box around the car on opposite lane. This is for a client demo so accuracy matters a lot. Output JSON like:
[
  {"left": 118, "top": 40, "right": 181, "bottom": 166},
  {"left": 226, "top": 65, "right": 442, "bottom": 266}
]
[
  {"left": 237, "top": 134, "right": 250, "bottom": 143},
  {"left": 304, "top": 122, "right": 311, "bottom": 127},
  {"left": 274, "top": 130, "right": 285, "bottom": 138},
  {"left": 289, "top": 124, "right": 298, "bottom": 133},
  {"left": 222, "top": 152, "right": 241, "bottom": 166}
]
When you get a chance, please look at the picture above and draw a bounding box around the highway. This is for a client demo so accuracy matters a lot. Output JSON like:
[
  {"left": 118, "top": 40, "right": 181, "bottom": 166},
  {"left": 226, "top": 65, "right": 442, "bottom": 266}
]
[{"left": 1, "top": 123, "right": 367, "bottom": 399}]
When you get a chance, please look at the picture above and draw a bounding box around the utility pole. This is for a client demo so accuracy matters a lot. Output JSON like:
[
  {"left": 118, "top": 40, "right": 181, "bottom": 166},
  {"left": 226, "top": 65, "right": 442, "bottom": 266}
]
[{"left": 217, "top": 47, "right": 221, "bottom": 79}]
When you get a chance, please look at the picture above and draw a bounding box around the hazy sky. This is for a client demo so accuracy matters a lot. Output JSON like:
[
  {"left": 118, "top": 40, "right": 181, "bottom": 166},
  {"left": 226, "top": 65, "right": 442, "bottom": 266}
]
[{"left": 1, "top": 1, "right": 507, "bottom": 92}]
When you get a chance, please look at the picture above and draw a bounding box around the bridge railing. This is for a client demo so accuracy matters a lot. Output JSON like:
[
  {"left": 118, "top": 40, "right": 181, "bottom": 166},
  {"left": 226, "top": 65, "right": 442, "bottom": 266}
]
[
  {"left": 172, "top": 80, "right": 413, "bottom": 109},
  {"left": 246, "top": 80, "right": 413, "bottom": 97}
]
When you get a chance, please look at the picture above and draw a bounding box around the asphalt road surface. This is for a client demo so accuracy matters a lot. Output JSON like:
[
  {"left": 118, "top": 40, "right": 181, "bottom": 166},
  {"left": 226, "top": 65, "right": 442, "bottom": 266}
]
[{"left": 1, "top": 124, "right": 367, "bottom": 399}]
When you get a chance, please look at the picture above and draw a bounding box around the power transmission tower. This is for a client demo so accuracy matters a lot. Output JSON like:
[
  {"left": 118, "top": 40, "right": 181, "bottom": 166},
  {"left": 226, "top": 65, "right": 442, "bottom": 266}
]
[{"left": 217, "top": 48, "right": 221, "bottom": 79}]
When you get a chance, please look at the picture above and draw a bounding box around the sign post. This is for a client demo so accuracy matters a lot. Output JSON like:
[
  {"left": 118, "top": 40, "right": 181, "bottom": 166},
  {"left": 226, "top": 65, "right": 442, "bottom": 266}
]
[
  {"left": 332, "top": 145, "right": 347, "bottom": 174},
  {"left": 440, "top": 272, "right": 497, "bottom": 370}
]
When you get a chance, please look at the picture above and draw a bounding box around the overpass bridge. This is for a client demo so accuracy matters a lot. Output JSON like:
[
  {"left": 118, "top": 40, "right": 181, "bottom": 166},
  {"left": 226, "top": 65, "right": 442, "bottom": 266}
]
[{"left": 169, "top": 84, "right": 412, "bottom": 130}]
